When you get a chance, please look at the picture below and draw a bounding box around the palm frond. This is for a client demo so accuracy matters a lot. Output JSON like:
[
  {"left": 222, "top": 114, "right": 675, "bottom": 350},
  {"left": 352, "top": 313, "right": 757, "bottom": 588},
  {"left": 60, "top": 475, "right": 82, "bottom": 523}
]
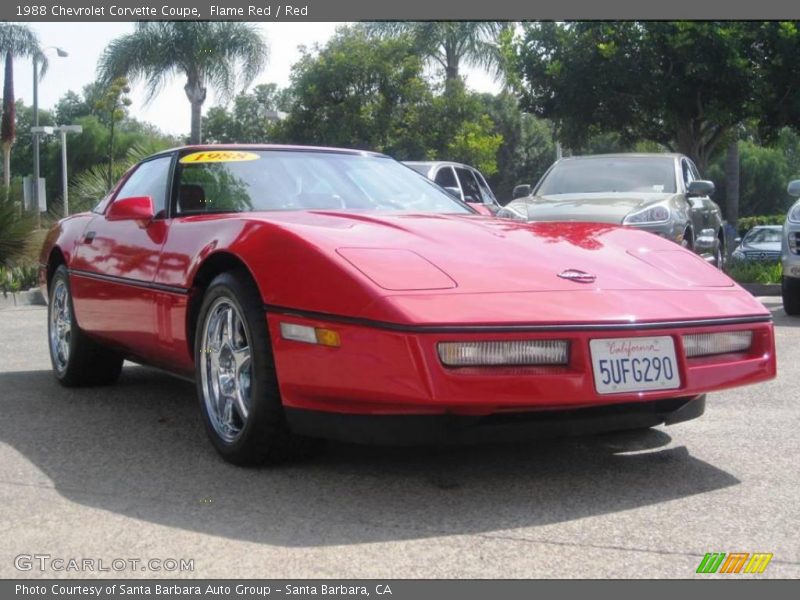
[
  {"left": 98, "top": 22, "right": 269, "bottom": 104},
  {"left": 0, "top": 23, "right": 47, "bottom": 78},
  {"left": 364, "top": 21, "right": 509, "bottom": 81}
]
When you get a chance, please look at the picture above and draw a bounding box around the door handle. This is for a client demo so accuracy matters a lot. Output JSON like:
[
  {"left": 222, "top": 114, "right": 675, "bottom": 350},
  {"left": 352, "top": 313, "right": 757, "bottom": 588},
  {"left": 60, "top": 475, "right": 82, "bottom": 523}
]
[{"left": 83, "top": 231, "right": 96, "bottom": 243}]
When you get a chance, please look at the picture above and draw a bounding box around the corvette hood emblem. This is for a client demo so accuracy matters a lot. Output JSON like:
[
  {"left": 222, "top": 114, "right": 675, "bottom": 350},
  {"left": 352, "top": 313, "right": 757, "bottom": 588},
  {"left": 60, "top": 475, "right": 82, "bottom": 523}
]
[{"left": 557, "top": 269, "right": 596, "bottom": 283}]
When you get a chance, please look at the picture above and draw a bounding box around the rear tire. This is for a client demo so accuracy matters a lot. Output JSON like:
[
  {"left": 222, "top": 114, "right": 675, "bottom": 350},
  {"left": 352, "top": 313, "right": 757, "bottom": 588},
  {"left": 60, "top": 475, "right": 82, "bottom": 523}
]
[
  {"left": 194, "top": 270, "right": 319, "bottom": 465},
  {"left": 783, "top": 276, "right": 800, "bottom": 316},
  {"left": 48, "top": 265, "right": 123, "bottom": 386},
  {"left": 713, "top": 237, "right": 725, "bottom": 269}
]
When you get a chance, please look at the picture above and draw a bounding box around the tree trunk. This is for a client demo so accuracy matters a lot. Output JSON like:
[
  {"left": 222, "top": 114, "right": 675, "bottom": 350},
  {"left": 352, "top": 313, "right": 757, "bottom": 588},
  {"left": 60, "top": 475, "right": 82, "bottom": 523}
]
[
  {"left": 184, "top": 77, "right": 207, "bottom": 144},
  {"left": 190, "top": 99, "right": 203, "bottom": 144},
  {"left": 1, "top": 49, "right": 16, "bottom": 195},
  {"left": 725, "top": 138, "right": 740, "bottom": 230},
  {"left": 2, "top": 145, "right": 9, "bottom": 188}
]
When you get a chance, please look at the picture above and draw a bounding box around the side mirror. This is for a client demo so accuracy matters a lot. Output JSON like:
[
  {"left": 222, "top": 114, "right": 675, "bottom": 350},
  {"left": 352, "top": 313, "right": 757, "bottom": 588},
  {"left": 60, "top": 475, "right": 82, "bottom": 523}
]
[
  {"left": 443, "top": 186, "right": 462, "bottom": 200},
  {"left": 687, "top": 180, "right": 715, "bottom": 197},
  {"left": 788, "top": 180, "right": 800, "bottom": 197},
  {"left": 107, "top": 196, "right": 155, "bottom": 223},
  {"left": 512, "top": 184, "right": 532, "bottom": 200},
  {"left": 734, "top": 236, "right": 742, "bottom": 246}
]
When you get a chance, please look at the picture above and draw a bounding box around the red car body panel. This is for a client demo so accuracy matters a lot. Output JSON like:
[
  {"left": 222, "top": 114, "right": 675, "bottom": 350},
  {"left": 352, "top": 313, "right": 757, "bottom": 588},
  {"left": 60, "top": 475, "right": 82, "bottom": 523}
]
[{"left": 39, "top": 146, "right": 777, "bottom": 426}]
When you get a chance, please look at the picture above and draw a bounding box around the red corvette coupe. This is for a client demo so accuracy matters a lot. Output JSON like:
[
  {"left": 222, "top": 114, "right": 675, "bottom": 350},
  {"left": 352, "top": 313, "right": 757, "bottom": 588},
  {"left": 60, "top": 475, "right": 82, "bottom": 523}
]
[{"left": 40, "top": 145, "right": 777, "bottom": 464}]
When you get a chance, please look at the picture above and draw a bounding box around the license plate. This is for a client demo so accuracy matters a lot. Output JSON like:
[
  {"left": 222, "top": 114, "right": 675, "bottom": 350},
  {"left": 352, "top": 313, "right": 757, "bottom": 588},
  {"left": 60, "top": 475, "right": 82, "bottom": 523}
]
[{"left": 589, "top": 336, "right": 681, "bottom": 394}]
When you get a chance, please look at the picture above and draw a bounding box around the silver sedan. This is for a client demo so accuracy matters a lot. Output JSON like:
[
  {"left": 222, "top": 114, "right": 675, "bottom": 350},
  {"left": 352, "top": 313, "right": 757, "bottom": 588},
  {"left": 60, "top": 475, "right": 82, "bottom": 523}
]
[{"left": 501, "top": 153, "right": 726, "bottom": 267}]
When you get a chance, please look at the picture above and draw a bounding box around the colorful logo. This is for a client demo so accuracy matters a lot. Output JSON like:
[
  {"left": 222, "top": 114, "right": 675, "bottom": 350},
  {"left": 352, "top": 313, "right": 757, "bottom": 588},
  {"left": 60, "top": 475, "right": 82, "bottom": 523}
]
[{"left": 696, "top": 552, "right": 773, "bottom": 574}]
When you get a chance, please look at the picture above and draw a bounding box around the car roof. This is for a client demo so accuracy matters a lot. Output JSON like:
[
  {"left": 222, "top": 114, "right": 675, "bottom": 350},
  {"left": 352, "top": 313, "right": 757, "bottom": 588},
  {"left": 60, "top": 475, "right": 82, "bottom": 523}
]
[
  {"left": 149, "top": 144, "right": 389, "bottom": 160},
  {"left": 404, "top": 160, "right": 476, "bottom": 170},
  {"left": 748, "top": 225, "right": 783, "bottom": 230},
  {"left": 558, "top": 153, "right": 684, "bottom": 161}
]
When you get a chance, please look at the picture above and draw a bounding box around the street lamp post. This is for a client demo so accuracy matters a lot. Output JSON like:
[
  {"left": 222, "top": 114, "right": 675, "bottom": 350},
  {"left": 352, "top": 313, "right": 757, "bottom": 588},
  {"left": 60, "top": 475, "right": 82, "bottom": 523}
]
[
  {"left": 54, "top": 125, "right": 82, "bottom": 217},
  {"left": 31, "top": 46, "right": 68, "bottom": 224}
]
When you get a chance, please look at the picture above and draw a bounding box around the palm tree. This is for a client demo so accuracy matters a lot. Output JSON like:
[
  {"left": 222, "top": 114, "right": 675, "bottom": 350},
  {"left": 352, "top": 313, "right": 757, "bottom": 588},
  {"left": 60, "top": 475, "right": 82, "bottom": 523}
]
[
  {"left": 98, "top": 22, "right": 269, "bottom": 144},
  {"left": 0, "top": 23, "right": 45, "bottom": 191},
  {"left": 365, "top": 22, "right": 508, "bottom": 84}
]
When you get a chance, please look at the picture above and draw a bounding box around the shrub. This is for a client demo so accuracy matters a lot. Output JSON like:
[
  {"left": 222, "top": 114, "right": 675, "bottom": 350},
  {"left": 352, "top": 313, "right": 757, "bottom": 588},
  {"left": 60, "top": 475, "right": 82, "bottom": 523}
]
[
  {"left": 0, "top": 264, "right": 38, "bottom": 296},
  {"left": 737, "top": 215, "right": 786, "bottom": 237},
  {"left": 0, "top": 190, "right": 35, "bottom": 268},
  {"left": 725, "top": 260, "right": 782, "bottom": 284}
]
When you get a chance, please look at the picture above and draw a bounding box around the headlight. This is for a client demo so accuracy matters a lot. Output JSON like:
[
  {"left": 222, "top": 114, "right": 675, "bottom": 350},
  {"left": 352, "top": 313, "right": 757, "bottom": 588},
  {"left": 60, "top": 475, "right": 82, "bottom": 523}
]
[
  {"left": 623, "top": 204, "right": 671, "bottom": 225},
  {"left": 497, "top": 206, "right": 527, "bottom": 221},
  {"left": 437, "top": 340, "right": 569, "bottom": 367},
  {"left": 682, "top": 331, "right": 752, "bottom": 358},
  {"left": 732, "top": 248, "right": 745, "bottom": 260},
  {"left": 789, "top": 202, "right": 800, "bottom": 223}
]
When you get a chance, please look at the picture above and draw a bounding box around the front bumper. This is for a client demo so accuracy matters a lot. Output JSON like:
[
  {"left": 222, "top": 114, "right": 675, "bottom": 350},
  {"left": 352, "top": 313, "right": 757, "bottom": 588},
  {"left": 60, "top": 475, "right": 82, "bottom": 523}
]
[
  {"left": 285, "top": 395, "right": 706, "bottom": 445},
  {"left": 267, "top": 311, "right": 776, "bottom": 419},
  {"left": 783, "top": 222, "right": 800, "bottom": 279}
]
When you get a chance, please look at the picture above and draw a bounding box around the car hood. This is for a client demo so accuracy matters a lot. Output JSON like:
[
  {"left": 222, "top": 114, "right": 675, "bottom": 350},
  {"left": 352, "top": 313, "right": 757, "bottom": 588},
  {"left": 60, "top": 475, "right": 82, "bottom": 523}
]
[
  {"left": 258, "top": 210, "right": 735, "bottom": 294},
  {"left": 738, "top": 242, "right": 781, "bottom": 252},
  {"left": 514, "top": 192, "right": 673, "bottom": 223},
  {"left": 244, "top": 210, "right": 767, "bottom": 325}
]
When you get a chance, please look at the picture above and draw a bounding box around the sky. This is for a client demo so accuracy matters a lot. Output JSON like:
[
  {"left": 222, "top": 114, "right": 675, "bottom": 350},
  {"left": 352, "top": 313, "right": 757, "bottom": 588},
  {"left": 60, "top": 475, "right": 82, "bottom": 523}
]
[{"left": 13, "top": 22, "right": 498, "bottom": 137}]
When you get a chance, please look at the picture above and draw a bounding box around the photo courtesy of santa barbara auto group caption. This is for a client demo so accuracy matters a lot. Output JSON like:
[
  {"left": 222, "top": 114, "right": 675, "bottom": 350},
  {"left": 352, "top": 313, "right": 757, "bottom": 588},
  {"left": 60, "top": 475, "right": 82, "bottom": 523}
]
[{"left": 0, "top": 0, "right": 798, "bottom": 598}]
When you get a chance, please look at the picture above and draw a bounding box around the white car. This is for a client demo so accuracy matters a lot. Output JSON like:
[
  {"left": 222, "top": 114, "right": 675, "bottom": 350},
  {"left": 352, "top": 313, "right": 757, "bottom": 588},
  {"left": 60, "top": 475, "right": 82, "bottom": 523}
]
[
  {"left": 782, "top": 180, "right": 800, "bottom": 315},
  {"left": 404, "top": 161, "right": 500, "bottom": 214}
]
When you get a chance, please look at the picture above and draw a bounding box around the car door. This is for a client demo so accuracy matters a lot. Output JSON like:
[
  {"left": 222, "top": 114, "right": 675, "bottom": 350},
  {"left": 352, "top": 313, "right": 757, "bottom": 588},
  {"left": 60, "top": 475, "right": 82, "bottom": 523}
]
[
  {"left": 69, "top": 154, "right": 175, "bottom": 357},
  {"left": 682, "top": 158, "right": 717, "bottom": 253},
  {"left": 454, "top": 167, "right": 485, "bottom": 203}
]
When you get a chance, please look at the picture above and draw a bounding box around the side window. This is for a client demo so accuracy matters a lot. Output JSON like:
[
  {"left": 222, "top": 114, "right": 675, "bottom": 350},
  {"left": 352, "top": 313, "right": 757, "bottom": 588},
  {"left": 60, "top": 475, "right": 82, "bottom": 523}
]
[
  {"left": 112, "top": 156, "right": 173, "bottom": 217},
  {"left": 473, "top": 170, "right": 496, "bottom": 203},
  {"left": 454, "top": 167, "right": 482, "bottom": 203},
  {"left": 688, "top": 160, "right": 701, "bottom": 180},
  {"left": 433, "top": 167, "right": 458, "bottom": 189},
  {"left": 681, "top": 159, "right": 694, "bottom": 189}
]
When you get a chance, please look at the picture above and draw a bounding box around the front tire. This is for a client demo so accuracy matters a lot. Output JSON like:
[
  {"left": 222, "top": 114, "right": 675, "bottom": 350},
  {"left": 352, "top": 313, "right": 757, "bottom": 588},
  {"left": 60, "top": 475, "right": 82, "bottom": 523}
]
[
  {"left": 782, "top": 276, "right": 800, "bottom": 316},
  {"left": 194, "top": 270, "right": 317, "bottom": 465},
  {"left": 48, "top": 265, "right": 123, "bottom": 386}
]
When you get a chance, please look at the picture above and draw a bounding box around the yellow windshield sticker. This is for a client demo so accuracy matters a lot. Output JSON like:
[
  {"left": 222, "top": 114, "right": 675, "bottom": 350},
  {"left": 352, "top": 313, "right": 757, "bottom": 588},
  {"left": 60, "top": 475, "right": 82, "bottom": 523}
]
[{"left": 180, "top": 151, "right": 260, "bottom": 164}]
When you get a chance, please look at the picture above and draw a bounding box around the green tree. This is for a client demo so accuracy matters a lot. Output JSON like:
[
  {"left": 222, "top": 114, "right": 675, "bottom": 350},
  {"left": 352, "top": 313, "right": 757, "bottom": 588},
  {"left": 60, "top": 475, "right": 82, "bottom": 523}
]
[
  {"left": 94, "top": 77, "right": 132, "bottom": 186},
  {"left": 365, "top": 22, "right": 508, "bottom": 85},
  {"left": 0, "top": 23, "right": 44, "bottom": 191},
  {"left": 479, "top": 92, "right": 556, "bottom": 200},
  {"left": 276, "top": 26, "right": 433, "bottom": 158},
  {"left": 5, "top": 94, "right": 176, "bottom": 215},
  {"left": 509, "top": 22, "right": 763, "bottom": 171},
  {"left": 707, "top": 128, "right": 800, "bottom": 219},
  {"left": 98, "top": 22, "right": 269, "bottom": 144},
  {"left": 203, "top": 83, "right": 291, "bottom": 143},
  {"left": 422, "top": 79, "right": 503, "bottom": 173}
]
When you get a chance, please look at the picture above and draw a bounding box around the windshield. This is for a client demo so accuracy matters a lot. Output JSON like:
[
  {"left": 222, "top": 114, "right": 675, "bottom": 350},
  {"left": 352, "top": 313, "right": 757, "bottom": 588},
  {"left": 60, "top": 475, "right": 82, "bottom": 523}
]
[
  {"left": 536, "top": 157, "right": 677, "bottom": 195},
  {"left": 174, "top": 150, "right": 470, "bottom": 215},
  {"left": 744, "top": 228, "right": 781, "bottom": 244}
]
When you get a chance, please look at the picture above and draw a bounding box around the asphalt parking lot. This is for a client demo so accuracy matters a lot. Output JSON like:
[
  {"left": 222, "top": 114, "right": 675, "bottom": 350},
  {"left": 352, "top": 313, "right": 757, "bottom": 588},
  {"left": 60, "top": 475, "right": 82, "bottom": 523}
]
[{"left": 0, "top": 299, "right": 798, "bottom": 579}]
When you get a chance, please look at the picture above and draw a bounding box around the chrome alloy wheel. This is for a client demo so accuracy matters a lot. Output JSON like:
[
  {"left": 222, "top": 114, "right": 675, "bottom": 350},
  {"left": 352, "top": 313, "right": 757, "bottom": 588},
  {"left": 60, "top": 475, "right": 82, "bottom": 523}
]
[
  {"left": 49, "top": 279, "right": 72, "bottom": 373},
  {"left": 200, "top": 298, "right": 253, "bottom": 443}
]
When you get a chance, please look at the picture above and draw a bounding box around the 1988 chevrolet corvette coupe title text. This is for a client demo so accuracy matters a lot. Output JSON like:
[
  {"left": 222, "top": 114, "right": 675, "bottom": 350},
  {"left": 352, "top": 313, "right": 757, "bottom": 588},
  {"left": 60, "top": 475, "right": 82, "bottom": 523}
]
[{"left": 39, "top": 145, "right": 776, "bottom": 464}]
